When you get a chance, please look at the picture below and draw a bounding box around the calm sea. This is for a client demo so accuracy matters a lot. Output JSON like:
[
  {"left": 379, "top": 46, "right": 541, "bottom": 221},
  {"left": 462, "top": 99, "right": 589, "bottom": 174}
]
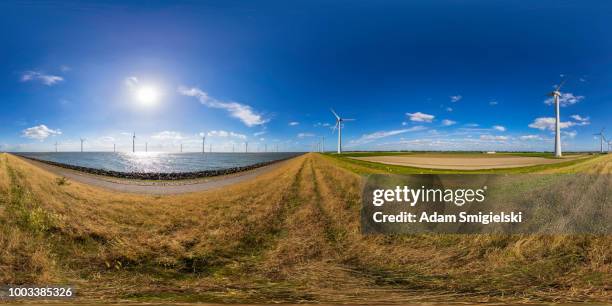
[{"left": 17, "top": 152, "right": 302, "bottom": 173}]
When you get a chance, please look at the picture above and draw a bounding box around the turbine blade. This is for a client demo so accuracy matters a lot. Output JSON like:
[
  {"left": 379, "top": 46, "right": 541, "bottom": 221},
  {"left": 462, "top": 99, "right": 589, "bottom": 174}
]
[
  {"left": 330, "top": 108, "right": 340, "bottom": 120},
  {"left": 555, "top": 79, "right": 567, "bottom": 92},
  {"left": 332, "top": 122, "right": 338, "bottom": 133}
]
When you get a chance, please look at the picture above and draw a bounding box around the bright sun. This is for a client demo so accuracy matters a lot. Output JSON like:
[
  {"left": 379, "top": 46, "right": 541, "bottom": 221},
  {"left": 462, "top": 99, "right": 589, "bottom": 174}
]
[{"left": 136, "top": 86, "right": 159, "bottom": 106}]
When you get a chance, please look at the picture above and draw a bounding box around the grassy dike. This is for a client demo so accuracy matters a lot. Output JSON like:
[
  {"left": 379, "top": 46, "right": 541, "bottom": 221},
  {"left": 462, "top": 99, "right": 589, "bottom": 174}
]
[{"left": 0, "top": 152, "right": 610, "bottom": 303}]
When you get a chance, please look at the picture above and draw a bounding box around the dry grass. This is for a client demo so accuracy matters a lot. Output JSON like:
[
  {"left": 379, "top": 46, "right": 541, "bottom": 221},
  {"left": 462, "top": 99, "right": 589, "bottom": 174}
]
[{"left": 0, "top": 152, "right": 610, "bottom": 304}]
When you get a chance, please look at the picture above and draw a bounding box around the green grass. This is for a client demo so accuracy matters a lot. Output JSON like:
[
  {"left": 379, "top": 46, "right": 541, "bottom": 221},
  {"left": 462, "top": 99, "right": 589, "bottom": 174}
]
[{"left": 323, "top": 152, "right": 596, "bottom": 174}]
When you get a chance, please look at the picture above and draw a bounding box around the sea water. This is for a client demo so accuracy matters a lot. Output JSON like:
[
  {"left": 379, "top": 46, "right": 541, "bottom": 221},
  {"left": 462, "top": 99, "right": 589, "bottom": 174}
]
[{"left": 17, "top": 152, "right": 302, "bottom": 173}]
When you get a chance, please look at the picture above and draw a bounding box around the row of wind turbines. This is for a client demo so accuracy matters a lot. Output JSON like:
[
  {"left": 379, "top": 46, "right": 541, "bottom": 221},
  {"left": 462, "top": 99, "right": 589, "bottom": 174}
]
[{"left": 59, "top": 132, "right": 282, "bottom": 153}]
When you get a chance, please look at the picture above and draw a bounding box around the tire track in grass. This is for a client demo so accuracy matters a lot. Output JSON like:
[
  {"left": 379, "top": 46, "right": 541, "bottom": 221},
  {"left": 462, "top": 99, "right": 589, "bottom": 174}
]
[{"left": 309, "top": 154, "right": 461, "bottom": 299}]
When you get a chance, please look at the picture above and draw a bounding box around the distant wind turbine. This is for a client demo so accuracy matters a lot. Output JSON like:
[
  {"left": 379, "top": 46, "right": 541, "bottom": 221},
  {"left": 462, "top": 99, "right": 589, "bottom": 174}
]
[
  {"left": 330, "top": 108, "right": 355, "bottom": 154},
  {"left": 593, "top": 128, "right": 606, "bottom": 153},
  {"left": 80, "top": 138, "right": 85, "bottom": 152},
  {"left": 548, "top": 80, "right": 566, "bottom": 157},
  {"left": 132, "top": 132, "right": 136, "bottom": 153},
  {"left": 145, "top": 142, "right": 148, "bottom": 152},
  {"left": 55, "top": 141, "right": 58, "bottom": 152},
  {"left": 245, "top": 141, "right": 248, "bottom": 153},
  {"left": 202, "top": 135, "right": 206, "bottom": 154}
]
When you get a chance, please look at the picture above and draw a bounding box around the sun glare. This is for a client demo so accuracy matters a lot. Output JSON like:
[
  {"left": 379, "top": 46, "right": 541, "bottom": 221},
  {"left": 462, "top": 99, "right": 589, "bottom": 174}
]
[{"left": 135, "top": 86, "right": 159, "bottom": 106}]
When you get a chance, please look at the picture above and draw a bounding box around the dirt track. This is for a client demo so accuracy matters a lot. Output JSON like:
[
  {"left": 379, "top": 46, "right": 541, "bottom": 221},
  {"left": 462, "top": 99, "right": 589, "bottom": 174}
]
[
  {"left": 351, "top": 154, "right": 583, "bottom": 170},
  {"left": 18, "top": 156, "right": 290, "bottom": 195}
]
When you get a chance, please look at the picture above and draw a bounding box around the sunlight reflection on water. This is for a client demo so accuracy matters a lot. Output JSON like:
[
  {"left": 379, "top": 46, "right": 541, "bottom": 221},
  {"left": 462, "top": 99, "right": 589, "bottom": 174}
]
[{"left": 18, "top": 152, "right": 301, "bottom": 173}]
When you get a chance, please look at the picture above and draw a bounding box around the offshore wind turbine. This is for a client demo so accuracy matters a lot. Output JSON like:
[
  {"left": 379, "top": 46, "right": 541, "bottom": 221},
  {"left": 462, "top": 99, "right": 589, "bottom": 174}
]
[
  {"left": 245, "top": 141, "right": 248, "bottom": 153},
  {"left": 593, "top": 128, "right": 606, "bottom": 153},
  {"left": 80, "top": 138, "right": 85, "bottom": 152},
  {"left": 55, "top": 141, "right": 58, "bottom": 152},
  {"left": 547, "top": 80, "right": 566, "bottom": 157},
  {"left": 330, "top": 108, "right": 355, "bottom": 154},
  {"left": 132, "top": 132, "right": 136, "bottom": 153},
  {"left": 202, "top": 135, "right": 206, "bottom": 154}
]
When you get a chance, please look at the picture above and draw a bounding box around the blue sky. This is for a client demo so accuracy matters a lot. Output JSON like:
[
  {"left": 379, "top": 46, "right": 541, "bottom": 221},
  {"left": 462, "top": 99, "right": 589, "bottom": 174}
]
[{"left": 1, "top": 0, "right": 611, "bottom": 152}]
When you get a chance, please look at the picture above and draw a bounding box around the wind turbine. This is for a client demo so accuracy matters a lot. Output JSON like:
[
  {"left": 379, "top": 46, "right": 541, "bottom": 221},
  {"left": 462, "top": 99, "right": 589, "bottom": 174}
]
[
  {"left": 245, "top": 141, "right": 248, "bottom": 153},
  {"left": 330, "top": 108, "right": 355, "bottom": 154},
  {"left": 55, "top": 141, "right": 58, "bottom": 152},
  {"left": 202, "top": 135, "right": 206, "bottom": 154},
  {"left": 132, "top": 132, "right": 136, "bottom": 153},
  {"left": 547, "top": 80, "right": 566, "bottom": 157},
  {"left": 145, "top": 142, "right": 148, "bottom": 152},
  {"left": 593, "top": 128, "right": 606, "bottom": 153},
  {"left": 80, "top": 138, "right": 85, "bottom": 152}
]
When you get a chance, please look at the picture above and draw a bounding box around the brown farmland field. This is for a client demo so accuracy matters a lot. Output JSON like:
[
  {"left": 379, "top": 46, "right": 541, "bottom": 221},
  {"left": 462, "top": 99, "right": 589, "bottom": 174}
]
[{"left": 351, "top": 153, "right": 587, "bottom": 170}]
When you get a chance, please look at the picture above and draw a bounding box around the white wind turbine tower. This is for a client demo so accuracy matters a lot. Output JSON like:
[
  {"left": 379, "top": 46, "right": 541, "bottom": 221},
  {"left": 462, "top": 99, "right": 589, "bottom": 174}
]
[
  {"left": 593, "top": 128, "right": 606, "bottom": 153},
  {"left": 548, "top": 80, "right": 566, "bottom": 157},
  {"left": 80, "top": 138, "right": 85, "bottom": 152},
  {"left": 330, "top": 108, "right": 355, "bottom": 154},
  {"left": 132, "top": 132, "right": 136, "bottom": 153}
]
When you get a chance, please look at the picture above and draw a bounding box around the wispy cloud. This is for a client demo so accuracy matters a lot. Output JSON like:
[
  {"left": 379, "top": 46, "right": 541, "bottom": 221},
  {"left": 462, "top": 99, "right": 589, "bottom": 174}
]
[
  {"left": 151, "top": 131, "right": 184, "bottom": 140},
  {"left": 125, "top": 76, "right": 139, "bottom": 88},
  {"left": 441, "top": 119, "right": 456, "bottom": 126},
  {"left": 22, "top": 124, "right": 62, "bottom": 140},
  {"left": 207, "top": 130, "right": 247, "bottom": 139},
  {"left": 544, "top": 92, "right": 584, "bottom": 107},
  {"left": 178, "top": 86, "right": 268, "bottom": 127},
  {"left": 528, "top": 117, "right": 575, "bottom": 131},
  {"left": 406, "top": 112, "right": 435, "bottom": 123},
  {"left": 570, "top": 114, "right": 590, "bottom": 126},
  {"left": 493, "top": 125, "right": 506, "bottom": 132},
  {"left": 480, "top": 135, "right": 508, "bottom": 141},
  {"left": 21, "top": 71, "right": 63, "bottom": 86},
  {"left": 297, "top": 133, "right": 315, "bottom": 138},
  {"left": 350, "top": 126, "right": 426, "bottom": 145},
  {"left": 489, "top": 100, "right": 498, "bottom": 106},
  {"left": 288, "top": 121, "right": 299, "bottom": 126},
  {"left": 450, "top": 95, "right": 462, "bottom": 102},
  {"left": 519, "top": 135, "right": 543, "bottom": 141},
  {"left": 253, "top": 131, "right": 266, "bottom": 137}
]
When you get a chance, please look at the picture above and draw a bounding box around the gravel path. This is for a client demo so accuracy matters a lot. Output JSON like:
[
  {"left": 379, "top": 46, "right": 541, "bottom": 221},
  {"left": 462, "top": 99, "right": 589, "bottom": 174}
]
[{"left": 18, "top": 156, "right": 290, "bottom": 195}]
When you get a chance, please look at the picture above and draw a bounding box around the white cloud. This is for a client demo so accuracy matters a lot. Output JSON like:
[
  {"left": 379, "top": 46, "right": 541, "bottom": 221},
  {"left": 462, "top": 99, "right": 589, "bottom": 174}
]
[
  {"left": 178, "top": 86, "right": 268, "bottom": 127},
  {"left": 544, "top": 92, "right": 584, "bottom": 107},
  {"left": 445, "top": 107, "right": 453, "bottom": 112},
  {"left": 493, "top": 125, "right": 506, "bottom": 132},
  {"left": 563, "top": 130, "right": 577, "bottom": 138},
  {"left": 125, "top": 76, "right": 139, "bottom": 88},
  {"left": 480, "top": 135, "right": 508, "bottom": 141},
  {"left": 528, "top": 117, "right": 575, "bottom": 131},
  {"left": 289, "top": 121, "right": 299, "bottom": 126},
  {"left": 464, "top": 123, "right": 479, "bottom": 127},
  {"left": 450, "top": 95, "right": 462, "bottom": 102},
  {"left": 207, "top": 130, "right": 247, "bottom": 139},
  {"left": 60, "top": 65, "right": 71, "bottom": 72},
  {"left": 520, "top": 135, "right": 542, "bottom": 141},
  {"left": 441, "top": 119, "right": 456, "bottom": 126},
  {"left": 253, "top": 131, "right": 266, "bottom": 137},
  {"left": 297, "top": 133, "right": 315, "bottom": 138},
  {"left": 151, "top": 131, "right": 184, "bottom": 140},
  {"left": 21, "top": 71, "right": 63, "bottom": 86},
  {"left": 22, "top": 125, "right": 62, "bottom": 140},
  {"left": 351, "top": 126, "right": 427, "bottom": 145},
  {"left": 406, "top": 112, "right": 435, "bottom": 123},
  {"left": 489, "top": 100, "right": 498, "bottom": 106},
  {"left": 570, "top": 114, "right": 590, "bottom": 126}
]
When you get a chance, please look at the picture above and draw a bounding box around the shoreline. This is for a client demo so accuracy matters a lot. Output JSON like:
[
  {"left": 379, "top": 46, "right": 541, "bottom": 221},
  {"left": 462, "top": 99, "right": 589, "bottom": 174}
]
[
  {"left": 9, "top": 153, "right": 299, "bottom": 194},
  {"left": 13, "top": 153, "right": 301, "bottom": 181}
]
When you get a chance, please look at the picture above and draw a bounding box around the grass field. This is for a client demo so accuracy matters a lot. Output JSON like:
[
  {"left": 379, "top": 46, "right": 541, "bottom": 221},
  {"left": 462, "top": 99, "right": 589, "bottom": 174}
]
[{"left": 0, "top": 152, "right": 610, "bottom": 304}]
